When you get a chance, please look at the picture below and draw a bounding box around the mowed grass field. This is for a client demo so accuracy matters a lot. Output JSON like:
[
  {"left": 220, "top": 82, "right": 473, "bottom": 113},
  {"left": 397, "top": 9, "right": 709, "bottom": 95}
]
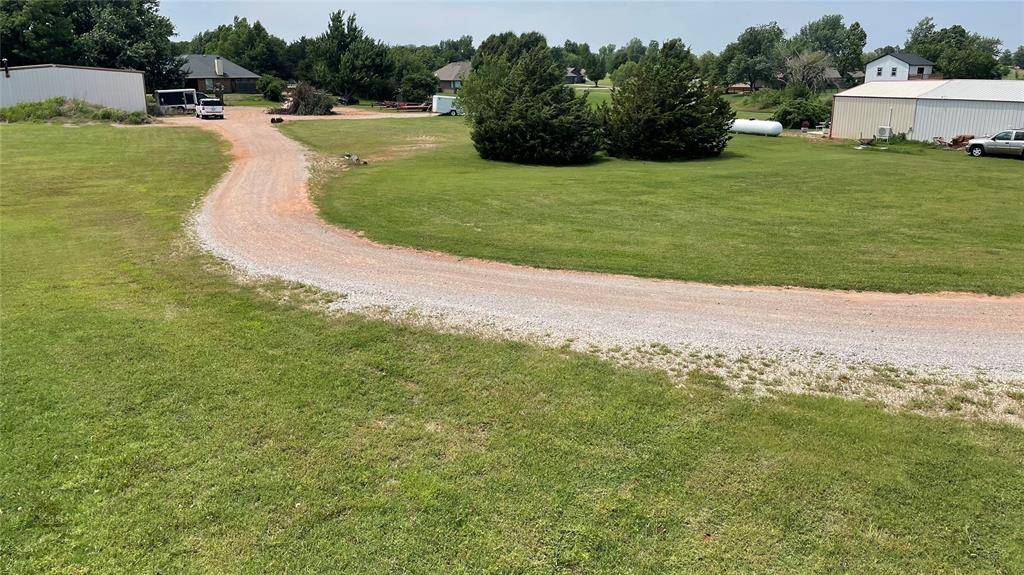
[
  {"left": 572, "top": 84, "right": 614, "bottom": 107},
  {"left": 222, "top": 93, "right": 280, "bottom": 107},
  {"left": 3, "top": 124, "right": 1024, "bottom": 572},
  {"left": 282, "top": 118, "right": 1024, "bottom": 294},
  {"left": 722, "top": 93, "right": 775, "bottom": 120}
]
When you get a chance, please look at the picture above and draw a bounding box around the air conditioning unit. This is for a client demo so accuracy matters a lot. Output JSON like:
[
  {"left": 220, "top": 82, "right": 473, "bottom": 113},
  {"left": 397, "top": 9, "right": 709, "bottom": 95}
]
[{"left": 877, "top": 126, "right": 894, "bottom": 138}]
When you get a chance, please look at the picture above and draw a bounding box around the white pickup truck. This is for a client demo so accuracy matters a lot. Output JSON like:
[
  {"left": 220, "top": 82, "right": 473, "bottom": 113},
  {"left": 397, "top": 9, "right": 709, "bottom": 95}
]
[{"left": 195, "top": 98, "right": 225, "bottom": 120}]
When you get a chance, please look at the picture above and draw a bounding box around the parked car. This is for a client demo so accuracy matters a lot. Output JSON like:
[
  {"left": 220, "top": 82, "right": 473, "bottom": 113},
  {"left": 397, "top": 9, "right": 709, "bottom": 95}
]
[
  {"left": 966, "top": 129, "right": 1024, "bottom": 158},
  {"left": 338, "top": 96, "right": 360, "bottom": 105},
  {"left": 195, "top": 98, "right": 224, "bottom": 120}
]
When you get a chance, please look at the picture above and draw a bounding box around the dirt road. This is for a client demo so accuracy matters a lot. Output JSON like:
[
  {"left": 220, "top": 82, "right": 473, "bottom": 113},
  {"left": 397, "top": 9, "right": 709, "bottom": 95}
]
[{"left": 179, "top": 107, "right": 1023, "bottom": 381}]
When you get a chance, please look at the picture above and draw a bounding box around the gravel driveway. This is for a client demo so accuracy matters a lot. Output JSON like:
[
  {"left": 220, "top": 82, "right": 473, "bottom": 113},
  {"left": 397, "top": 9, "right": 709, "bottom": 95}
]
[{"left": 179, "top": 108, "right": 1023, "bottom": 395}]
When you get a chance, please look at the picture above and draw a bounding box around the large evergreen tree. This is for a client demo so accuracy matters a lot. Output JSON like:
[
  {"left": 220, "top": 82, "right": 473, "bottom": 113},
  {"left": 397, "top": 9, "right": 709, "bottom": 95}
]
[
  {"left": 459, "top": 33, "right": 600, "bottom": 165},
  {"left": 310, "top": 11, "right": 394, "bottom": 99},
  {"left": 603, "top": 39, "right": 733, "bottom": 161}
]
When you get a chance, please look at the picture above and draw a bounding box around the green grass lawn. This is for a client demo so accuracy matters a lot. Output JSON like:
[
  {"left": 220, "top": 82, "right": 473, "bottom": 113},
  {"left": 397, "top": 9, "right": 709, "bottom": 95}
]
[
  {"left": 723, "top": 93, "right": 775, "bottom": 120},
  {"left": 4, "top": 124, "right": 1024, "bottom": 573},
  {"left": 282, "top": 118, "right": 1024, "bottom": 294},
  {"left": 572, "top": 84, "right": 614, "bottom": 107},
  {"left": 222, "top": 93, "right": 279, "bottom": 107}
]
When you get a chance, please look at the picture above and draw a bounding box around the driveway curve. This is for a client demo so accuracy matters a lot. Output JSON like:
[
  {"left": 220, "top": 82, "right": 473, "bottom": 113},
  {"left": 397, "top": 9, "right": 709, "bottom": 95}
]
[{"left": 179, "top": 108, "right": 1024, "bottom": 378}]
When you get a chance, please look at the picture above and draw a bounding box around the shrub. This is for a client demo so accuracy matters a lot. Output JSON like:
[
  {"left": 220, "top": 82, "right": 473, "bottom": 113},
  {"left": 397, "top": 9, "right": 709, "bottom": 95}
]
[
  {"left": 0, "top": 97, "right": 66, "bottom": 122},
  {"left": 124, "top": 112, "right": 150, "bottom": 125},
  {"left": 742, "top": 88, "right": 786, "bottom": 110},
  {"left": 459, "top": 34, "right": 600, "bottom": 165},
  {"left": 0, "top": 97, "right": 150, "bottom": 124},
  {"left": 284, "top": 82, "right": 336, "bottom": 115},
  {"left": 771, "top": 97, "right": 831, "bottom": 129},
  {"left": 399, "top": 72, "right": 438, "bottom": 103},
  {"left": 257, "top": 74, "right": 286, "bottom": 102},
  {"left": 603, "top": 39, "right": 734, "bottom": 161}
]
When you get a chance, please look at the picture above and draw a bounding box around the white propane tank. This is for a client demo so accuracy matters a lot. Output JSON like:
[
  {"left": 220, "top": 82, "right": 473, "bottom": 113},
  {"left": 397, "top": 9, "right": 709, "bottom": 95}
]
[{"left": 729, "top": 119, "right": 783, "bottom": 137}]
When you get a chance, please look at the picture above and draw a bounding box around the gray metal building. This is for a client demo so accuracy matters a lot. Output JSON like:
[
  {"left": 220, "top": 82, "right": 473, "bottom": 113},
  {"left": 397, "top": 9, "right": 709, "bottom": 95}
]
[
  {"left": 830, "top": 80, "right": 1024, "bottom": 141},
  {"left": 0, "top": 64, "right": 146, "bottom": 112}
]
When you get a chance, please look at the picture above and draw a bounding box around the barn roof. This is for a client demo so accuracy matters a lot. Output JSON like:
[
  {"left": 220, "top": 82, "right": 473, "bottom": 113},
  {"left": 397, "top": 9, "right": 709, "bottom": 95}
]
[
  {"left": 836, "top": 80, "right": 1024, "bottom": 103},
  {"left": 835, "top": 80, "right": 948, "bottom": 99},
  {"left": 4, "top": 63, "right": 143, "bottom": 74},
  {"left": 182, "top": 55, "right": 259, "bottom": 79},
  {"left": 917, "top": 79, "right": 1024, "bottom": 103}
]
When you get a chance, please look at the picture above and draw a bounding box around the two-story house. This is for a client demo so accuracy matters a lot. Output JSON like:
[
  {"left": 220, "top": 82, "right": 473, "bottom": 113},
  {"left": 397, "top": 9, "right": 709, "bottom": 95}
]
[{"left": 864, "top": 52, "right": 940, "bottom": 82}]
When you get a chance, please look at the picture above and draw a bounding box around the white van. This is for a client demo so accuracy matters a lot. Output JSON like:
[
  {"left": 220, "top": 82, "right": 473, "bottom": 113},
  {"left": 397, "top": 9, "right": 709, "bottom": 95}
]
[{"left": 432, "top": 94, "right": 463, "bottom": 116}]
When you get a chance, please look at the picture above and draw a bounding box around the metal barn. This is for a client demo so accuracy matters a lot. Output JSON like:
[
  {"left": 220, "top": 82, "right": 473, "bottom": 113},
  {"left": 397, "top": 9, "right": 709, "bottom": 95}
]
[
  {"left": 830, "top": 80, "right": 1024, "bottom": 142},
  {"left": 0, "top": 64, "right": 146, "bottom": 112}
]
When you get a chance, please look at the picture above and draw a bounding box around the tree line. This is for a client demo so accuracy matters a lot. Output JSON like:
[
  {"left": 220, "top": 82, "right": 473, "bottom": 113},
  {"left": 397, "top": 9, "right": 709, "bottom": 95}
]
[
  {"left": 606, "top": 15, "right": 1015, "bottom": 91},
  {"left": 2, "top": 2, "right": 1020, "bottom": 97}
]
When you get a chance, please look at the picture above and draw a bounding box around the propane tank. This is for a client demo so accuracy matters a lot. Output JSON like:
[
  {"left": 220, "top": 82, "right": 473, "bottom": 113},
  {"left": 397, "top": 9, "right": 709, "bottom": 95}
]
[{"left": 729, "top": 119, "right": 784, "bottom": 137}]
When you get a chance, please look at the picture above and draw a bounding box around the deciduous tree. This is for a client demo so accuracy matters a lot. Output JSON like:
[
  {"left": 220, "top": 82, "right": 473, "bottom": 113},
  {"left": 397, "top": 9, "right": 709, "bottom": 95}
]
[
  {"left": 720, "top": 23, "right": 785, "bottom": 89},
  {"left": 0, "top": 0, "right": 184, "bottom": 90},
  {"left": 904, "top": 17, "right": 1003, "bottom": 78}
]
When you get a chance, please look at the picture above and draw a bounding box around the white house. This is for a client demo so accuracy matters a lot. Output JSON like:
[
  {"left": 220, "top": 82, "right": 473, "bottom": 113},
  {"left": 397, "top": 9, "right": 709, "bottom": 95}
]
[
  {"left": 864, "top": 52, "right": 938, "bottom": 82},
  {"left": 0, "top": 63, "right": 146, "bottom": 112},
  {"left": 830, "top": 79, "right": 1024, "bottom": 141}
]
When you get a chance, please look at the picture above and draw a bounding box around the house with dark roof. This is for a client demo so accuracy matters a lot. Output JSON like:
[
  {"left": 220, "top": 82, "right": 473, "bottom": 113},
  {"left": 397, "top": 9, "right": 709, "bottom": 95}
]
[
  {"left": 864, "top": 52, "right": 939, "bottom": 82},
  {"left": 181, "top": 54, "right": 260, "bottom": 93},
  {"left": 564, "top": 67, "right": 586, "bottom": 84},
  {"left": 433, "top": 61, "right": 472, "bottom": 93}
]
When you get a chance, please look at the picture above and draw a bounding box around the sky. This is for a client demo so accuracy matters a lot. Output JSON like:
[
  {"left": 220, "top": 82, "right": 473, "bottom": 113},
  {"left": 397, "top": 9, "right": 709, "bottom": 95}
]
[{"left": 160, "top": 1, "right": 1024, "bottom": 53}]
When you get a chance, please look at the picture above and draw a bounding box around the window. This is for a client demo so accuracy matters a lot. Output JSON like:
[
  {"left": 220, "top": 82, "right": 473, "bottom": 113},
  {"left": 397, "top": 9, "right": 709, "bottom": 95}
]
[
  {"left": 993, "top": 131, "right": 1012, "bottom": 141},
  {"left": 876, "top": 67, "right": 882, "bottom": 76},
  {"left": 917, "top": 67, "right": 925, "bottom": 74},
  {"left": 891, "top": 67, "right": 897, "bottom": 76},
  {"left": 1014, "top": 132, "right": 1024, "bottom": 141}
]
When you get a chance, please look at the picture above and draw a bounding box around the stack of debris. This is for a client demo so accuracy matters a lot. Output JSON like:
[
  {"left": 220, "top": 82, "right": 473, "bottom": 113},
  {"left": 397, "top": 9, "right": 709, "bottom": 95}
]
[{"left": 933, "top": 134, "right": 975, "bottom": 149}]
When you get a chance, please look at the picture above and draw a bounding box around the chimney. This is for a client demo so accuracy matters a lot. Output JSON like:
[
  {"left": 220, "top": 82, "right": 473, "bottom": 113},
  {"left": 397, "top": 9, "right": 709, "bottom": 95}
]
[{"left": 214, "top": 56, "right": 223, "bottom": 76}]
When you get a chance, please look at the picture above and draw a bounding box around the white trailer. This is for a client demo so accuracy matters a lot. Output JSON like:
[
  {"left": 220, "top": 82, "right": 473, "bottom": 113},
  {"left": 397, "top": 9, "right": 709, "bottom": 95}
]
[
  {"left": 432, "top": 94, "right": 463, "bottom": 116},
  {"left": 0, "top": 63, "right": 146, "bottom": 112},
  {"left": 154, "top": 89, "right": 198, "bottom": 112}
]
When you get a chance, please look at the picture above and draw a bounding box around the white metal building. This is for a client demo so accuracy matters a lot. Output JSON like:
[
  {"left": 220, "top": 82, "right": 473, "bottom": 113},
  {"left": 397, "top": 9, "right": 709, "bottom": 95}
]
[
  {"left": 0, "top": 64, "right": 146, "bottom": 113},
  {"left": 830, "top": 80, "right": 1024, "bottom": 142}
]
